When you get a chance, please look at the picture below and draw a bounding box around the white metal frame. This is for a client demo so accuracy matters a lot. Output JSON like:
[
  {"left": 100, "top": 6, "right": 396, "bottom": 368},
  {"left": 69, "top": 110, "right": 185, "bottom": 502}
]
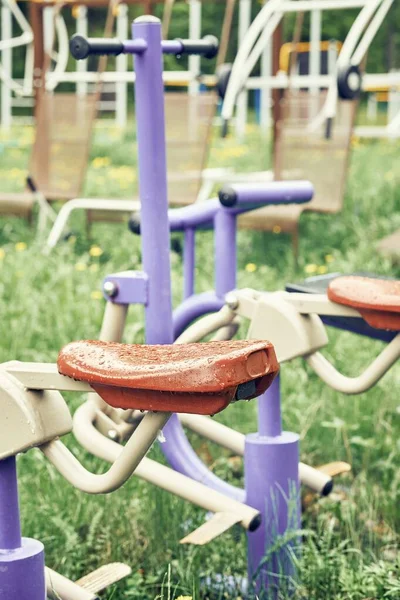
[{"left": 221, "top": 0, "right": 396, "bottom": 135}]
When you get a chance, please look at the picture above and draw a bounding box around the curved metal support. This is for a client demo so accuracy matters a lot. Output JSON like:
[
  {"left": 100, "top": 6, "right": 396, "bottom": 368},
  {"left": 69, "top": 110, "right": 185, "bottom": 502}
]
[
  {"left": 307, "top": 334, "right": 400, "bottom": 394},
  {"left": 41, "top": 411, "right": 170, "bottom": 494}
]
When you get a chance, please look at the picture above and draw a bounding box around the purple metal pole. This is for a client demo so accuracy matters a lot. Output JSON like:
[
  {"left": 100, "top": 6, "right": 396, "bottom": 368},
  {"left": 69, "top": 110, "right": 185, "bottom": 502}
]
[
  {"left": 258, "top": 375, "right": 282, "bottom": 437},
  {"left": 214, "top": 210, "right": 237, "bottom": 298},
  {"left": 245, "top": 377, "right": 300, "bottom": 596},
  {"left": 0, "top": 457, "right": 21, "bottom": 549},
  {"left": 132, "top": 16, "right": 243, "bottom": 500},
  {"left": 133, "top": 16, "right": 174, "bottom": 346},
  {"left": 183, "top": 228, "right": 195, "bottom": 299},
  {"left": 0, "top": 458, "right": 46, "bottom": 600}
]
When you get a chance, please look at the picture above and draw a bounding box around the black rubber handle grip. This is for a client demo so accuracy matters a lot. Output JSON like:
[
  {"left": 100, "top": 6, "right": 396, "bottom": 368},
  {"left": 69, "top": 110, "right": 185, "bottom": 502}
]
[
  {"left": 176, "top": 35, "right": 218, "bottom": 59},
  {"left": 70, "top": 34, "right": 124, "bottom": 60}
]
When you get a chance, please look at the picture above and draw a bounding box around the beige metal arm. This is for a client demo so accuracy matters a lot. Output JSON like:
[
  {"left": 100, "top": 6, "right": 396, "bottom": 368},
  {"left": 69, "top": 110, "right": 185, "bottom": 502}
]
[{"left": 41, "top": 411, "right": 170, "bottom": 494}]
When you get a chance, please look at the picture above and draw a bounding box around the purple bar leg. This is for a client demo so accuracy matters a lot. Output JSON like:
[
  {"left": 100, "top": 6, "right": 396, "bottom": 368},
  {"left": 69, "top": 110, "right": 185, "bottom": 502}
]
[
  {"left": 183, "top": 228, "right": 195, "bottom": 299},
  {"left": 245, "top": 378, "right": 300, "bottom": 596},
  {"left": 0, "top": 458, "right": 45, "bottom": 600},
  {"left": 258, "top": 375, "right": 282, "bottom": 437},
  {"left": 0, "top": 457, "right": 21, "bottom": 550},
  {"left": 214, "top": 210, "right": 237, "bottom": 298},
  {"left": 133, "top": 16, "right": 174, "bottom": 346}
]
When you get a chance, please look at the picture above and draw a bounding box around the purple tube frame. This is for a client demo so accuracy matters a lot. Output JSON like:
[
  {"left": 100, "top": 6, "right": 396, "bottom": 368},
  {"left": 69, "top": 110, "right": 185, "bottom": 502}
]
[
  {"left": 128, "top": 15, "right": 301, "bottom": 588},
  {"left": 0, "top": 457, "right": 46, "bottom": 600}
]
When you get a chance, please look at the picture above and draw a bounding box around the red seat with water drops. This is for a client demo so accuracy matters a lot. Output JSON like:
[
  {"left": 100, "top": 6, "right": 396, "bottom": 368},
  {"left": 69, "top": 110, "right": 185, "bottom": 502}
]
[
  {"left": 327, "top": 276, "right": 400, "bottom": 331},
  {"left": 58, "top": 339, "right": 279, "bottom": 415}
]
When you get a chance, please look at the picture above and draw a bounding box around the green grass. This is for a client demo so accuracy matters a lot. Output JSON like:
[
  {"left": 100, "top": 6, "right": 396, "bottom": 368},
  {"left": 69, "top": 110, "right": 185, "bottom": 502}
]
[{"left": 0, "top": 123, "right": 399, "bottom": 599}]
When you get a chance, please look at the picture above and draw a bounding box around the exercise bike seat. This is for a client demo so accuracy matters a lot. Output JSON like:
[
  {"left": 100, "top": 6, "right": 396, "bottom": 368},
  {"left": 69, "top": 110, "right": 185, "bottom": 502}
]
[
  {"left": 328, "top": 276, "right": 400, "bottom": 331},
  {"left": 58, "top": 339, "right": 279, "bottom": 415}
]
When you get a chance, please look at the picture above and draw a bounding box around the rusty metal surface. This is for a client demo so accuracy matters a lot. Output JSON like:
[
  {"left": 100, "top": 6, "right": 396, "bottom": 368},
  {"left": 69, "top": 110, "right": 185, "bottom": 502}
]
[
  {"left": 57, "top": 338, "right": 278, "bottom": 414},
  {"left": 328, "top": 275, "right": 400, "bottom": 331}
]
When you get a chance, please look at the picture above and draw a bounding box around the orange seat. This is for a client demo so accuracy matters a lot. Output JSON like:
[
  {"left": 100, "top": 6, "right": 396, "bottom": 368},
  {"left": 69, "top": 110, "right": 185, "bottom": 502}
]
[
  {"left": 58, "top": 339, "right": 279, "bottom": 415},
  {"left": 327, "top": 276, "right": 400, "bottom": 331}
]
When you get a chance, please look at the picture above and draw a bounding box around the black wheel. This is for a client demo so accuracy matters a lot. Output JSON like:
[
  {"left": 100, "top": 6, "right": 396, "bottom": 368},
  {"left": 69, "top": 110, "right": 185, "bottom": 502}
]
[{"left": 337, "top": 64, "right": 362, "bottom": 100}]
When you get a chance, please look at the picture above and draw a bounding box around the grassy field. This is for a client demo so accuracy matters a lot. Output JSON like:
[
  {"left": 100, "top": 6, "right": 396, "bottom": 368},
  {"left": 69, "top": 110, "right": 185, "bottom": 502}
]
[{"left": 0, "top": 122, "right": 399, "bottom": 599}]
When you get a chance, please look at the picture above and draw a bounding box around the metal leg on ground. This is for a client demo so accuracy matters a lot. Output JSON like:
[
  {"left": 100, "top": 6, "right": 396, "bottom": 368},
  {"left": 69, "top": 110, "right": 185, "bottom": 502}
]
[
  {"left": 0, "top": 456, "right": 46, "bottom": 600},
  {"left": 245, "top": 376, "right": 300, "bottom": 597}
]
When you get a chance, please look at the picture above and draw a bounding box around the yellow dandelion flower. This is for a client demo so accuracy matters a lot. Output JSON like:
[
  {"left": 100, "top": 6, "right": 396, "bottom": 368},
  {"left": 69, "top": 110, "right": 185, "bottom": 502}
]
[
  {"left": 272, "top": 225, "right": 281, "bottom": 234},
  {"left": 91, "top": 156, "right": 111, "bottom": 169},
  {"left": 75, "top": 262, "right": 87, "bottom": 271},
  {"left": 0, "top": 248, "right": 5, "bottom": 259},
  {"left": 89, "top": 245, "right": 103, "bottom": 258},
  {"left": 15, "top": 242, "right": 27, "bottom": 252},
  {"left": 317, "top": 265, "right": 328, "bottom": 274},
  {"left": 89, "top": 263, "right": 99, "bottom": 272},
  {"left": 304, "top": 264, "right": 318, "bottom": 274},
  {"left": 325, "top": 254, "right": 334, "bottom": 263},
  {"left": 91, "top": 290, "right": 103, "bottom": 300},
  {"left": 245, "top": 263, "right": 257, "bottom": 273}
]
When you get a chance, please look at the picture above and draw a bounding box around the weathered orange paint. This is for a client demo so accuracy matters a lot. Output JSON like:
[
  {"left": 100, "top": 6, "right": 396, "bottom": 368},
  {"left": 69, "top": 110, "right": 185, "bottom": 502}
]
[
  {"left": 58, "top": 339, "right": 279, "bottom": 415},
  {"left": 328, "top": 276, "right": 400, "bottom": 331}
]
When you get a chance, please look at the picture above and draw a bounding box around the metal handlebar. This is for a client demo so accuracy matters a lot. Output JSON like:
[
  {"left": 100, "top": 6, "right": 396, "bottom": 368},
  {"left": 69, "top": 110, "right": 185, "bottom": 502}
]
[
  {"left": 218, "top": 181, "right": 314, "bottom": 208},
  {"left": 70, "top": 33, "right": 218, "bottom": 60}
]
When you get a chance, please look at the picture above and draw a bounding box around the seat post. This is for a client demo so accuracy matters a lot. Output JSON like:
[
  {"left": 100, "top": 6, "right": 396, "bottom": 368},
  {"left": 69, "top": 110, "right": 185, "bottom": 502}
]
[
  {"left": 132, "top": 16, "right": 174, "bottom": 346},
  {"left": 0, "top": 456, "right": 46, "bottom": 599}
]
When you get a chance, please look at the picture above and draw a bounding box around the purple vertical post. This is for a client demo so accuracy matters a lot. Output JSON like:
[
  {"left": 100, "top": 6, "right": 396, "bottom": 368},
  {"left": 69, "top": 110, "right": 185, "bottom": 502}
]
[
  {"left": 132, "top": 15, "right": 243, "bottom": 501},
  {"left": 0, "top": 457, "right": 46, "bottom": 600},
  {"left": 0, "top": 457, "right": 21, "bottom": 549},
  {"left": 183, "top": 228, "right": 195, "bottom": 299},
  {"left": 214, "top": 210, "right": 237, "bottom": 298},
  {"left": 258, "top": 375, "right": 282, "bottom": 437},
  {"left": 245, "top": 376, "right": 300, "bottom": 596},
  {"left": 133, "top": 16, "right": 174, "bottom": 346}
]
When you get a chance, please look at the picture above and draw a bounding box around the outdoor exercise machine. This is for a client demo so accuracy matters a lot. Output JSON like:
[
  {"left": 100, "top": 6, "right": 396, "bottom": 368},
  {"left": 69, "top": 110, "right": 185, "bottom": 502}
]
[
  {"left": 62, "top": 17, "right": 360, "bottom": 596},
  {"left": 1, "top": 334, "right": 279, "bottom": 598},
  {"left": 0, "top": 18, "right": 294, "bottom": 599}
]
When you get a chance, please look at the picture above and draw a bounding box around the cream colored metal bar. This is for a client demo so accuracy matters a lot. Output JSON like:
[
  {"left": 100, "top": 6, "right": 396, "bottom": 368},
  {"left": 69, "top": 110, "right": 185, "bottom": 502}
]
[
  {"left": 5, "top": 362, "right": 92, "bottom": 392},
  {"left": 45, "top": 198, "right": 141, "bottom": 252},
  {"left": 211, "top": 319, "right": 241, "bottom": 342},
  {"left": 351, "top": 0, "right": 394, "bottom": 67},
  {"left": 307, "top": 334, "right": 400, "bottom": 394},
  {"left": 73, "top": 401, "right": 260, "bottom": 530},
  {"left": 178, "top": 414, "right": 332, "bottom": 494},
  {"left": 41, "top": 411, "right": 171, "bottom": 494},
  {"left": 280, "top": 0, "right": 369, "bottom": 10},
  {"left": 221, "top": 0, "right": 283, "bottom": 120},
  {"left": 46, "top": 568, "right": 97, "bottom": 600},
  {"left": 283, "top": 292, "right": 360, "bottom": 317},
  {"left": 99, "top": 301, "right": 128, "bottom": 343},
  {"left": 175, "top": 305, "right": 236, "bottom": 344},
  {"left": 45, "top": 12, "right": 70, "bottom": 92}
]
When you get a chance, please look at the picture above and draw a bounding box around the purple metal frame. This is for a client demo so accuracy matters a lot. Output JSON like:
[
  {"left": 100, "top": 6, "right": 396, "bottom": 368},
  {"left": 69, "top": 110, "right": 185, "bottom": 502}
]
[
  {"left": 0, "top": 457, "right": 45, "bottom": 599},
  {"left": 102, "top": 16, "right": 305, "bottom": 591}
]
